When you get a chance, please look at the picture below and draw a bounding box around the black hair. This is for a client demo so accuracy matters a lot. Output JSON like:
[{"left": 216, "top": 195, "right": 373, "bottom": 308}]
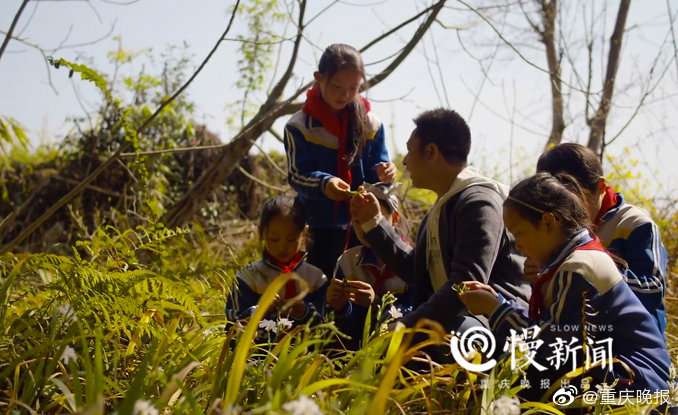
[
  {"left": 505, "top": 172, "right": 591, "bottom": 236},
  {"left": 317, "top": 43, "right": 371, "bottom": 165},
  {"left": 258, "top": 195, "right": 306, "bottom": 239},
  {"left": 412, "top": 108, "right": 471, "bottom": 164},
  {"left": 537, "top": 143, "right": 603, "bottom": 193}
]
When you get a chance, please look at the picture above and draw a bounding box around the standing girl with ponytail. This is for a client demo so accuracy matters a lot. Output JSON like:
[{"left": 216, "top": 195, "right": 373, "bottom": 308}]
[{"left": 284, "top": 43, "right": 396, "bottom": 277}]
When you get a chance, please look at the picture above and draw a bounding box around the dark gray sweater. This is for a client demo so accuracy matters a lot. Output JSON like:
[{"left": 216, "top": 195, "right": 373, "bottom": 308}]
[{"left": 364, "top": 185, "right": 531, "bottom": 331}]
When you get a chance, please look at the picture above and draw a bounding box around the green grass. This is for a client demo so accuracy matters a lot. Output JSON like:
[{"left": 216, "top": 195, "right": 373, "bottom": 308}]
[{"left": 0, "top": 223, "right": 675, "bottom": 414}]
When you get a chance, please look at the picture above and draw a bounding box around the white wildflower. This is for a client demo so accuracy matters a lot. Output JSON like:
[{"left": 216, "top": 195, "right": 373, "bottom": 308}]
[
  {"left": 278, "top": 317, "right": 294, "bottom": 331},
  {"left": 57, "top": 304, "right": 78, "bottom": 323},
  {"left": 282, "top": 395, "right": 322, "bottom": 415},
  {"left": 388, "top": 305, "right": 403, "bottom": 320},
  {"left": 59, "top": 346, "right": 77, "bottom": 365},
  {"left": 132, "top": 399, "right": 159, "bottom": 415},
  {"left": 490, "top": 395, "right": 520, "bottom": 415},
  {"left": 259, "top": 319, "right": 278, "bottom": 334}
]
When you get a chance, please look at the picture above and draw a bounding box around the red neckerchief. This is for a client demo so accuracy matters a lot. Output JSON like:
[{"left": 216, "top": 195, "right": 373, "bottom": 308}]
[
  {"left": 302, "top": 85, "right": 371, "bottom": 187},
  {"left": 263, "top": 251, "right": 305, "bottom": 299},
  {"left": 363, "top": 263, "right": 395, "bottom": 296},
  {"left": 594, "top": 185, "right": 619, "bottom": 226},
  {"left": 528, "top": 236, "right": 606, "bottom": 320}
]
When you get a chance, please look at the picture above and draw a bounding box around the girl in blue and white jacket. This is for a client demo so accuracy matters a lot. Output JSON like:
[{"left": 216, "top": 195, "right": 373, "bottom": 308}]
[
  {"left": 537, "top": 143, "right": 668, "bottom": 334},
  {"left": 225, "top": 196, "right": 327, "bottom": 324},
  {"left": 459, "top": 173, "right": 670, "bottom": 403},
  {"left": 284, "top": 43, "right": 396, "bottom": 278}
]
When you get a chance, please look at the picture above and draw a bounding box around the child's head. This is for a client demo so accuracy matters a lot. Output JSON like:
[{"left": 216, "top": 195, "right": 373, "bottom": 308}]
[
  {"left": 503, "top": 173, "right": 591, "bottom": 267},
  {"left": 536, "top": 143, "right": 605, "bottom": 220},
  {"left": 314, "top": 43, "right": 365, "bottom": 111},
  {"left": 352, "top": 183, "right": 403, "bottom": 246},
  {"left": 404, "top": 108, "right": 471, "bottom": 190},
  {"left": 314, "top": 44, "right": 371, "bottom": 163},
  {"left": 259, "top": 196, "right": 307, "bottom": 262}
]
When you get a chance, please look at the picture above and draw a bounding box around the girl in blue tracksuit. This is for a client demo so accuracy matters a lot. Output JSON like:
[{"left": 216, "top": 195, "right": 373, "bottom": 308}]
[
  {"left": 458, "top": 173, "right": 670, "bottom": 403},
  {"left": 325, "top": 182, "right": 413, "bottom": 349},
  {"left": 537, "top": 143, "right": 668, "bottom": 334},
  {"left": 283, "top": 43, "right": 396, "bottom": 278},
  {"left": 225, "top": 196, "right": 327, "bottom": 324}
]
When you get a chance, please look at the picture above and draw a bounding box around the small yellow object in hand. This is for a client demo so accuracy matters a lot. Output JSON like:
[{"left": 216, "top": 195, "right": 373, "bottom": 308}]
[{"left": 451, "top": 283, "right": 468, "bottom": 294}]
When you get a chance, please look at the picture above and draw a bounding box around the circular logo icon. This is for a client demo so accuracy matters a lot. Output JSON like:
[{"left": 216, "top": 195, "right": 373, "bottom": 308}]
[
  {"left": 449, "top": 326, "right": 497, "bottom": 373},
  {"left": 552, "top": 385, "right": 578, "bottom": 407}
]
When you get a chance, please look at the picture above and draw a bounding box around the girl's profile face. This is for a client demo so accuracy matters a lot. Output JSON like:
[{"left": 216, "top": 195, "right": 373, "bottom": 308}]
[
  {"left": 503, "top": 206, "right": 562, "bottom": 268},
  {"left": 315, "top": 68, "right": 363, "bottom": 111},
  {"left": 263, "top": 214, "right": 304, "bottom": 262}
]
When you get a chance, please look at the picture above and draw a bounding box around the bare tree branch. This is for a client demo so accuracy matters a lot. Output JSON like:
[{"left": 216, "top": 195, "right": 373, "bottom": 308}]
[
  {"left": 365, "top": 0, "right": 446, "bottom": 89},
  {"left": 0, "top": 0, "right": 30, "bottom": 63},
  {"left": 162, "top": 0, "right": 307, "bottom": 227},
  {"left": 236, "top": 165, "right": 287, "bottom": 192},
  {"left": 163, "top": 0, "right": 447, "bottom": 227}
]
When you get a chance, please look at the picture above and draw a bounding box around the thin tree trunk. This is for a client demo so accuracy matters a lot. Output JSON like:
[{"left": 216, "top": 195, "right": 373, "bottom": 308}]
[
  {"left": 540, "top": 0, "right": 565, "bottom": 151},
  {"left": 587, "top": 0, "right": 631, "bottom": 156}
]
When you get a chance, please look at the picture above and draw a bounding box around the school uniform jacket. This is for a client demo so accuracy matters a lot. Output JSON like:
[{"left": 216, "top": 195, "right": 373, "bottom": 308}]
[
  {"left": 225, "top": 256, "right": 327, "bottom": 322},
  {"left": 489, "top": 242, "right": 670, "bottom": 393},
  {"left": 597, "top": 193, "right": 668, "bottom": 333},
  {"left": 284, "top": 110, "right": 389, "bottom": 229},
  {"left": 332, "top": 245, "right": 414, "bottom": 348},
  {"left": 363, "top": 185, "right": 531, "bottom": 331}
]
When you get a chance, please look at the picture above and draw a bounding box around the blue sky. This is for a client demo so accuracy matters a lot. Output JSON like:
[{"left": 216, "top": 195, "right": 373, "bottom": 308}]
[{"left": 1, "top": 0, "right": 677, "bottom": 199}]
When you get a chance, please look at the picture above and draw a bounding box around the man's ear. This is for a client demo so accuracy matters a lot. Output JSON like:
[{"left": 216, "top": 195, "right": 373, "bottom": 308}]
[
  {"left": 313, "top": 71, "right": 322, "bottom": 83},
  {"left": 424, "top": 142, "right": 438, "bottom": 161}
]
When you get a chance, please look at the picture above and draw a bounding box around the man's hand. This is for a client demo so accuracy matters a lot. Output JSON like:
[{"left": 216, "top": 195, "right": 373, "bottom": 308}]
[
  {"left": 350, "top": 191, "right": 381, "bottom": 224},
  {"left": 458, "top": 281, "right": 501, "bottom": 317},
  {"left": 324, "top": 177, "right": 352, "bottom": 201},
  {"left": 376, "top": 162, "right": 397, "bottom": 183}
]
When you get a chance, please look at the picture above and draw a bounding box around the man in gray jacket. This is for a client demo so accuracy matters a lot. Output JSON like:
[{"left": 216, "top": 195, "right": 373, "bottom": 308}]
[{"left": 350, "top": 108, "right": 530, "bottom": 335}]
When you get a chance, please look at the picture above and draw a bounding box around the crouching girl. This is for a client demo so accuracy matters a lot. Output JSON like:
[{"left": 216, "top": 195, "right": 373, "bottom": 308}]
[
  {"left": 226, "top": 196, "right": 327, "bottom": 325},
  {"left": 458, "top": 173, "right": 670, "bottom": 403}
]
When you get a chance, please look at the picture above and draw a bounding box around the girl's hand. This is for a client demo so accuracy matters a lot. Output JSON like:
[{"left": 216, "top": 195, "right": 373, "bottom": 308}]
[
  {"left": 324, "top": 177, "right": 352, "bottom": 201},
  {"left": 288, "top": 301, "right": 307, "bottom": 320},
  {"left": 376, "top": 162, "right": 397, "bottom": 183},
  {"left": 345, "top": 280, "right": 375, "bottom": 307},
  {"left": 326, "top": 278, "right": 349, "bottom": 311},
  {"left": 523, "top": 257, "right": 540, "bottom": 283},
  {"left": 458, "top": 281, "right": 501, "bottom": 317},
  {"left": 349, "top": 191, "right": 381, "bottom": 224}
]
